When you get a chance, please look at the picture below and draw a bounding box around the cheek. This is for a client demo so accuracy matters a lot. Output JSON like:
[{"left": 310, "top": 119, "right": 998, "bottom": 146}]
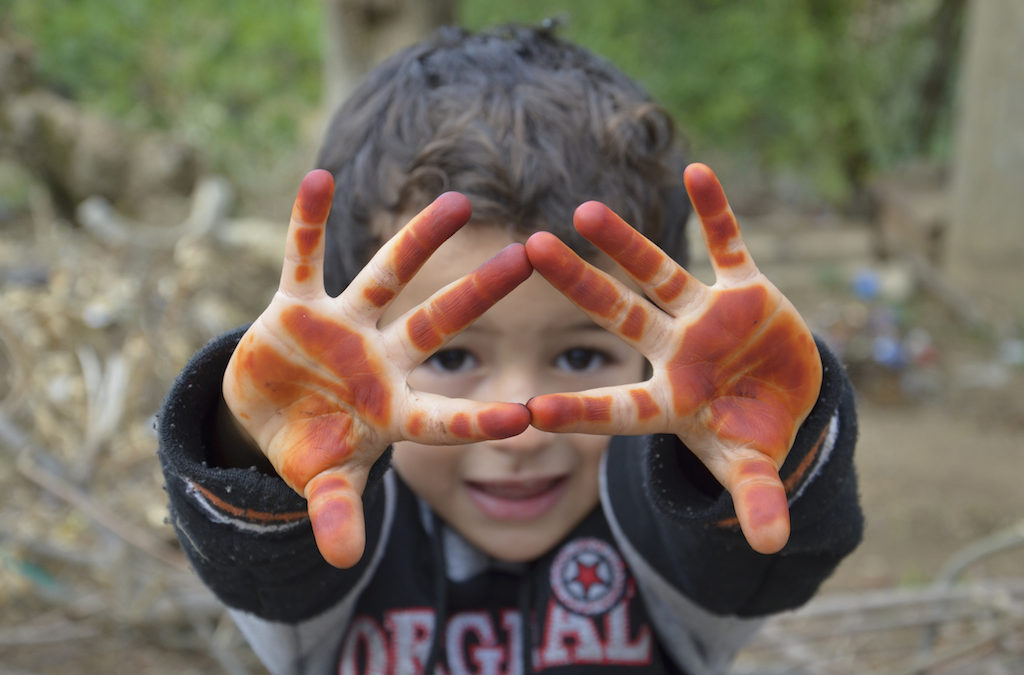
[
  {"left": 605, "top": 349, "right": 648, "bottom": 386},
  {"left": 405, "top": 367, "right": 433, "bottom": 392},
  {"left": 563, "top": 436, "right": 606, "bottom": 513},
  {"left": 392, "top": 441, "right": 461, "bottom": 496},
  {"left": 572, "top": 435, "right": 611, "bottom": 476},
  {"left": 407, "top": 366, "right": 477, "bottom": 399}
]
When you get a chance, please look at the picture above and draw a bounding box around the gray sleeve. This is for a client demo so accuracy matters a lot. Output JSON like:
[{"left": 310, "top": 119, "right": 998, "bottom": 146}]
[{"left": 227, "top": 471, "right": 398, "bottom": 675}]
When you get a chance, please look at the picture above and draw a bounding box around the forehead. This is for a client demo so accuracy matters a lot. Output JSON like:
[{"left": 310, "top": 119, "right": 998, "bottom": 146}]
[{"left": 381, "top": 224, "right": 626, "bottom": 332}]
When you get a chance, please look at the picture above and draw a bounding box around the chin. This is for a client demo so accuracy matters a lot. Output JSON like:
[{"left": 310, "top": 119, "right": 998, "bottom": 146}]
[{"left": 473, "top": 530, "right": 562, "bottom": 564}]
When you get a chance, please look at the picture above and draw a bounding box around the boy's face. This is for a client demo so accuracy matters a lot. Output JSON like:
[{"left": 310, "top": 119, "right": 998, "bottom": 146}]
[{"left": 383, "top": 224, "right": 646, "bottom": 562}]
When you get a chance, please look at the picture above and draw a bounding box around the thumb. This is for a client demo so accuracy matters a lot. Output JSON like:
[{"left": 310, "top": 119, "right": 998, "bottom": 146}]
[
  {"left": 727, "top": 457, "right": 791, "bottom": 555},
  {"left": 304, "top": 468, "right": 369, "bottom": 568}
]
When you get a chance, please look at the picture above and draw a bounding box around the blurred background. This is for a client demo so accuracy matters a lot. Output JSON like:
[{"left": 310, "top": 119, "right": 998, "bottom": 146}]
[{"left": 1, "top": 1, "right": 1021, "bottom": 672}]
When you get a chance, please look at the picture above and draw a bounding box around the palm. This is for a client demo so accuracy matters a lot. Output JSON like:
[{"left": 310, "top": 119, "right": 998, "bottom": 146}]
[
  {"left": 224, "top": 171, "right": 532, "bottom": 567},
  {"left": 524, "top": 163, "right": 822, "bottom": 554},
  {"left": 662, "top": 282, "right": 819, "bottom": 467}
]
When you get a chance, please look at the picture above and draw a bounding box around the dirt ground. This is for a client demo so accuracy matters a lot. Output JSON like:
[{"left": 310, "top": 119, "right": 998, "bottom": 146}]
[
  {"left": 832, "top": 394, "right": 1024, "bottom": 590},
  {"left": 1, "top": 160, "right": 1021, "bottom": 673}
]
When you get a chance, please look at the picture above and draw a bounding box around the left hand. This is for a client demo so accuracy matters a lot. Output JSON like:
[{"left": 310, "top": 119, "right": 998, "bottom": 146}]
[{"left": 524, "top": 163, "right": 822, "bottom": 554}]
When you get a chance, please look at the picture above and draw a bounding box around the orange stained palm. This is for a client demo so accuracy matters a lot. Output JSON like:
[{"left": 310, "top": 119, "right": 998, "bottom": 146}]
[
  {"left": 524, "top": 163, "right": 823, "bottom": 554},
  {"left": 223, "top": 170, "right": 533, "bottom": 568}
]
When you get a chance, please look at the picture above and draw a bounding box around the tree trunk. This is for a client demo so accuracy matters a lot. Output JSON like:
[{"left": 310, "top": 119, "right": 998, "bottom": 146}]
[
  {"left": 321, "top": 0, "right": 457, "bottom": 116},
  {"left": 946, "top": 0, "right": 1024, "bottom": 327}
]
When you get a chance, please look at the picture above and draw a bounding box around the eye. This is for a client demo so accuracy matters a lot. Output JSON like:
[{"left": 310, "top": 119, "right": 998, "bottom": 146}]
[
  {"left": 554, "top": 347, "right": 611, "bottom": 374},
  {"left": 424, "top": 348, "right": 479, "bottom": 374}
]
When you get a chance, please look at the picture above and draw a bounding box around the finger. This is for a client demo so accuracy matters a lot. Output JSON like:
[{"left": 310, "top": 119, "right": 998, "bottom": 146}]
[
  {"left": 527, "top": 383, "right": 668, "bottom": 436},
  {"left": 571, "top": 201, "right": 700, "bottom": 311},
  {"left": 268, "top": 412, "right": 375, "bottom": 568},
  {"left": 682, "top": 163, "right": 759, "bottom": 283},
  {"left": 725, "top": 455, "right": 791, "bottom": 554},
  {"left": 525, "top": 232, "right": 671, "bottom": 354},
  {"left": 401, "top": 393, "right": 531, "bottom": 443},
  {"left": 279, "top": 169, "right": 334, "bottom": 298},
  {"left": 388, "top": 243, "right": 532, "bottom": 356},
  {"left": 348, "top": 192, "right": 472, "bottom": 317},
  {"left": 305, "top": 467, "right": 369, "bottom": 568}
]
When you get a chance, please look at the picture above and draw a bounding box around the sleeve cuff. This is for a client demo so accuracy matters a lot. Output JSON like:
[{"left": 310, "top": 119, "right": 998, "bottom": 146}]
[
  {"left": 158, "top": 326, "right": 310, "bottom": 522},
  {"left": 156, "top": 327, "right": 395, "bottom": 621}
]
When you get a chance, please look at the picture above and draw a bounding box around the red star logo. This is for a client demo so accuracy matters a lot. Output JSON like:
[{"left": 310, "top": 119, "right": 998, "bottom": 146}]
[{"left": 574, "top": 560, "right": 604, "bottom": 594}]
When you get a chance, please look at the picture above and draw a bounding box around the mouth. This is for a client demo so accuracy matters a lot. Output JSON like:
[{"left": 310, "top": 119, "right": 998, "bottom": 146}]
[{"left": 465, "top": 476, "right": 568, "bottom": 522}]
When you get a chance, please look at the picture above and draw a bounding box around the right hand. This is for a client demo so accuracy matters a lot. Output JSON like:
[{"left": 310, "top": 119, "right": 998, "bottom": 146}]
[
  {"left": 223, "top": 170, "right": 533, "bottom": 568},
  {"left": 524, "top": 164, "right": 823, "bottom": 555}
]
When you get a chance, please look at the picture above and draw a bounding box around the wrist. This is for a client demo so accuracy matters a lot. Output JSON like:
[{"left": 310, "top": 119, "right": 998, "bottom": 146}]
[{"left": 209, "top": 394, "right": 276, "bottom": 473}]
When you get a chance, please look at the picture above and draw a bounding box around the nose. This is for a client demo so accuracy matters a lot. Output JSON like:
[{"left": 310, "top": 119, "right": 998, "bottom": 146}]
[
  {"left": 485, "top": 421, "right": 552, "bottom": 458},
  {"left": 475, "top": 367, "right": 553, "bottom": 457},
  {"left": 476, "top": 363, "right": 544, "bottom": 408}
]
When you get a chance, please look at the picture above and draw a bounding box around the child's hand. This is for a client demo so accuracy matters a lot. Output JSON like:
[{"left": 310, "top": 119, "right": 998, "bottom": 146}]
[
  {"left": 223, "top": 171, "right": 532, "bottom": 568},
  {"left": 524, "top": 163, "right": 822, "bottom": 555}
]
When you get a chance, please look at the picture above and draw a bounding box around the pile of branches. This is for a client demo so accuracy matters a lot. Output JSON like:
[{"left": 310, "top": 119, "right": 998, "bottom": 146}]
[
  {"left": 0, "top": 171, "right": 280, "bottom": 673},
  {"left": 738, "top": 535, "right": 1024, "bottom": 674}
]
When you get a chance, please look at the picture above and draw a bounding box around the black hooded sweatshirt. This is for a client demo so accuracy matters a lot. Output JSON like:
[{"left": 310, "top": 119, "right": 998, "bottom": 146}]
[{"left": 157, "top": 328, "right": 861, "bottom": 674}]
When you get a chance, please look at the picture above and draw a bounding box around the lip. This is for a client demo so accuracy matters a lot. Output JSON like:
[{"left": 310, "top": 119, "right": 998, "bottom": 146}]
[{"left": 465, "top": 476, "right": 569, "bottom": 522}]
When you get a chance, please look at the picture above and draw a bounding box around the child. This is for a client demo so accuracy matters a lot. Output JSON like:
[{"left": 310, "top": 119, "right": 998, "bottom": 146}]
[{"left": 158, "top": 24, "right": 861, "bottom": 674}]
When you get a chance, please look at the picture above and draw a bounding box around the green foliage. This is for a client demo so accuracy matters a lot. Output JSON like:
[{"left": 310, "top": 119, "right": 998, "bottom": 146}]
[
  {"left": 6, "top": 1, "right": 956, "bottom": 205},
  {"left": 5, "top": 0, "right": 323, "bottom": 170},
  {"left": 460, "top": 0, "right": 957, "bottom": 204}
]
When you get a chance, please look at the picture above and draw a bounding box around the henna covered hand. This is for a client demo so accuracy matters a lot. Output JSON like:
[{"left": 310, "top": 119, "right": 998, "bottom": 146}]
[
  {"left": 524, "top": 163, "right": 822, "bottom": 554},
  {"left": 223, "top": 171, "right": 532, "bottom": 567}
]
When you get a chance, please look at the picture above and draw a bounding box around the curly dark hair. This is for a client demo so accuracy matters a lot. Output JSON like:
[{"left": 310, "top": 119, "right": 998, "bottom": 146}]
[{"left": 316, "top": 23, "right": 690, "bottom": 296}]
